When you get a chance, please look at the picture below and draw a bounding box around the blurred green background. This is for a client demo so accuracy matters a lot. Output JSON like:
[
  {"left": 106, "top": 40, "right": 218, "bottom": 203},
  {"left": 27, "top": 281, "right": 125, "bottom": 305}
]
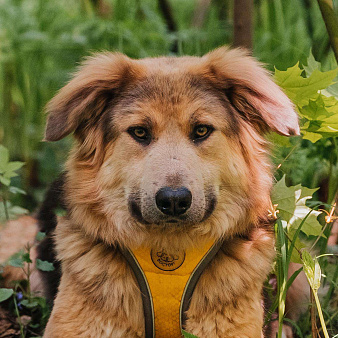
[{"left": 0, "top": 0, "right": 336, "bottom": 210}]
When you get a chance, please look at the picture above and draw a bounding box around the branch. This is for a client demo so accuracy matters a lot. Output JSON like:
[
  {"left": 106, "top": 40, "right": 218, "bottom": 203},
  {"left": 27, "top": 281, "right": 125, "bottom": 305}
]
[
  {"left": 317, "top": 0, "right": 338, "bottom": 62},
  {"left": 158, "top": 0, "right": 178, "bottom": 53},
  {"left": 191, "top": 0, "right": 212, "bottom": 29}
]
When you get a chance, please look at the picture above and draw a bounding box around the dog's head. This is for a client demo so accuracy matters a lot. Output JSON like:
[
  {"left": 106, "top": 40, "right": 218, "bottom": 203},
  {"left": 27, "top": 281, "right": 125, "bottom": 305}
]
[{"left": 45, "top": 47, "right": 299, "bottom": 249}]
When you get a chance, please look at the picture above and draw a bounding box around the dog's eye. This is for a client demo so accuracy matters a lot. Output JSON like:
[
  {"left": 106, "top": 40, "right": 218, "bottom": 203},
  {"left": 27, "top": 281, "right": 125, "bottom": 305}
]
[
  {"left": 192, "top": 125, "right": 214, "bottom": 142},
  {"left": 128, "top": 127, "right": 151, "bottom": 144}
]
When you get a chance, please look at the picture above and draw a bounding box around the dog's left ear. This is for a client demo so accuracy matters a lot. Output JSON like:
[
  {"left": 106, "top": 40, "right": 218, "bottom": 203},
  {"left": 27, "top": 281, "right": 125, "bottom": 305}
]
[
  {"left": 203, "top": 47, "right": 300, "bottom": 136},
  {"left": 44, "top": 53, "right": 140, "bottom": 142}
]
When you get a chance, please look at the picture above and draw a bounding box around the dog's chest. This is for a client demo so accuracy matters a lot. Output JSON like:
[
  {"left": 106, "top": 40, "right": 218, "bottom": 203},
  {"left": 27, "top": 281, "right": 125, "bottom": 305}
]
[{"left": 123, "top": 240, "right": 220, "bottom": 338}]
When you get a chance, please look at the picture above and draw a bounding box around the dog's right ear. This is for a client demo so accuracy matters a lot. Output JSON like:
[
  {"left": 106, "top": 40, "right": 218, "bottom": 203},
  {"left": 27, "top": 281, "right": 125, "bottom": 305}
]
[
  {"left": 201, "top": 47, "right": 300, "bottom": 136},
  {"left": 45, "top": 53, "right": 137, "bottom": 142}
]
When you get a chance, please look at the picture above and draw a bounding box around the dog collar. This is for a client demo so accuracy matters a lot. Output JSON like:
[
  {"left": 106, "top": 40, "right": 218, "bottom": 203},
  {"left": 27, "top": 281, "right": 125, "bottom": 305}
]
[{"left": 120, "top": 239, "right": 223, "bottom": 338}]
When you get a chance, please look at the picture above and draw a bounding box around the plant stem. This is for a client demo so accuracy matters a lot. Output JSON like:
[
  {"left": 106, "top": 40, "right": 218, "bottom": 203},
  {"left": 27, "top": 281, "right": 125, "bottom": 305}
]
[
  {"left": 13, "top": 293, "right": 25, "bottom": 338},
  {"left": 274, "top": 144, "right": 299, "bottom": 173},
  {"left": 26, "top": 245, "right": 31, "bottom": 301},
  {"left": 313, "top": 290, "right": 330, "bottom": 338},
  {"left": 3, "top": 197, "right": 9, "bottom": 221},
  {"left": 317, "top": 0, "right": 338, "bottom": 62},
  {"left": 310, "top": 289, "right": 317, "bottom": 338},
  {"left": 276, "top": 220, "right": 288, "bottom": 337}
]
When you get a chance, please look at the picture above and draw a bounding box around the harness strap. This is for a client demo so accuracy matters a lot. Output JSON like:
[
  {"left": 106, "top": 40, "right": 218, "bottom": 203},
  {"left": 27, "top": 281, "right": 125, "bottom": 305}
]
[
  {"left": 119, "top": 246, "right": 155, "bottom": 338},
  {"left": 180, "top": 240, "right": 223, "bottom": 328}
]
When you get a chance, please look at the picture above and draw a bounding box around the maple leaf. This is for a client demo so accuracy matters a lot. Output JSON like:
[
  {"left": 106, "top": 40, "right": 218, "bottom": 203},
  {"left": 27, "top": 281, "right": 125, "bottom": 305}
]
[
  {"left": 304, "top": 51, "right": 338, "bottom": 99},
  {"left": 271, "top": 176, "right": 322, "bottom": 238},
  {"left": 274, "top": 63, "right": 337, "bottom": 107},
  {"left": 274, "top": 58, "right": 338, "bottom": 143}
]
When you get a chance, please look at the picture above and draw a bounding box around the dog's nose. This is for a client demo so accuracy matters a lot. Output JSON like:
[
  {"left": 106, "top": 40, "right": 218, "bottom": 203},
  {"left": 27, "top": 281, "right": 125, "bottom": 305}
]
[{"left": 155, "top": 187, "right": 192, "bottom": 216}]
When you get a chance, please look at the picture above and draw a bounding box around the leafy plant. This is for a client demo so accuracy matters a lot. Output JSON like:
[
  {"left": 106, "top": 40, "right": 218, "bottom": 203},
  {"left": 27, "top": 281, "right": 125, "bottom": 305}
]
[
  {"left": 0, "top": 145, "right": 27, "bottom": 222},
  {"left": 269, "top": 52, "right": 338, "bottom": 337},
  {"left": 182, "top": 329, "right": 199, "bottom": 338},
  {"left": 0, "top": 232, "right": 54, "bottom": 337}
]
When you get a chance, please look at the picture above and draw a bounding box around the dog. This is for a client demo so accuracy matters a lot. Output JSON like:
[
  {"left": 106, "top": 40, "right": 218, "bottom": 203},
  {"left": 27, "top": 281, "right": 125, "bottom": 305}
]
[{"left": 39, "top": 47, "right": 299, "bottom": 337}]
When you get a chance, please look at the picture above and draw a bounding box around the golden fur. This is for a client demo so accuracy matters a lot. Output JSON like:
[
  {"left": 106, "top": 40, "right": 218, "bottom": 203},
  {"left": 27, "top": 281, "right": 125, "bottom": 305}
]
[{"left": 42, "top": 47, "right": 299, "bottom": 337}]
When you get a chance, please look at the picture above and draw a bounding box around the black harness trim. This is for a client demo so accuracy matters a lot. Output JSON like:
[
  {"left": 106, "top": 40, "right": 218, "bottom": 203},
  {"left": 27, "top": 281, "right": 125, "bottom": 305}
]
[
  {"left": 180, "top": 240, "right": 223, "bottom": 330},
  {"left": 119, "top": 246, "right": 155, "bottom": 338}
]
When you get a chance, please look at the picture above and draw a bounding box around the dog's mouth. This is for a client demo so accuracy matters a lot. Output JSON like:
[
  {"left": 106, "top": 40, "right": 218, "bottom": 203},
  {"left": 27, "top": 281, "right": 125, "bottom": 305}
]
[
  {"left": 129, "top": 199, "right": 150, "bottom": 225},
  {"left": 128, "top": 193, "right": 217, "bottom": 226},
  {"left": 128, "top": 199, "right": 185, "bottom": 225}
]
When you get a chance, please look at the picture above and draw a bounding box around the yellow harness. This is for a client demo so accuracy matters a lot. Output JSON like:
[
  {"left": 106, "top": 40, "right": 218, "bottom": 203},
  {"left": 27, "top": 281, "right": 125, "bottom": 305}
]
[{"left": 120, "top": 240, "right": 222, "bottom": 338}]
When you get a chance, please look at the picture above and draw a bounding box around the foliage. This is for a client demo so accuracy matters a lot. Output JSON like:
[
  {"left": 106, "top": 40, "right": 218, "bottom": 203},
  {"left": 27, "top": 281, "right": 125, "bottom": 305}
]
[
  {"left": 0, "top": 288, "right": 13, "bottom": 302},
  {"left": 275, "top": 60, "right": 338, "bottom": 143},
  {"left": 0, "top": 234, "right": 53, "bottom": 337},
  {"left": 0, "top": 145, "right": 27, "bottom": 222},
  {"left": 271, "top": 177, "right": 322, "bottom": 263},
  {"left": 301, "top": 250, "right": 329, "bottom": 338},
  {"left": 270, "top": 53, "right": 338, "bottom": 336},
  {"left": 182, "top": 329, "right": 199, "bottom": 338}
]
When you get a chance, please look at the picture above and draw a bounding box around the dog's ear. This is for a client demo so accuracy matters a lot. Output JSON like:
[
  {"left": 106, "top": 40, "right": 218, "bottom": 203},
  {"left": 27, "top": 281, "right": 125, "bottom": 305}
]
[
  {"left": 44, "top": 53, "right": 136, "bottom": 141},
  {"left": 203, "top": 47, "right": 300, "bottom": 136}
]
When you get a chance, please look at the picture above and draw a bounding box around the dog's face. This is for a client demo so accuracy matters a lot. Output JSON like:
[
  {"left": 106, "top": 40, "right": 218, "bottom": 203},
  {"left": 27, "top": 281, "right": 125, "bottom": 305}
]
[
  {"left": 102, "top": 74, "right": 237, "bottom": 227},
  {"left": 45, "top": 48, "right": 299, "bottom": 248}
]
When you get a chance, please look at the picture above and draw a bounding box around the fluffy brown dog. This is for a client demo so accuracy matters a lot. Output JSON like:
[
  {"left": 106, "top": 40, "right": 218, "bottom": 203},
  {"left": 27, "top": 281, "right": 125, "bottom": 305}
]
[{"left": 41, "top": 47, "right": 299, "bottom": 337}]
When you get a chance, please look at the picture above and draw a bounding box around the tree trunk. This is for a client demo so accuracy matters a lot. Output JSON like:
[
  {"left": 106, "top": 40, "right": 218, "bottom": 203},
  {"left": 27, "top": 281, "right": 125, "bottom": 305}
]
[
  {"left": 158, "top": 0, "right": 178, "bottom": 53},
  {"left": 191, "top": 0, "right": 212, "bottom": 28},
  {"left": 233, "top": 0, "right": 253, "bottom": 51}
]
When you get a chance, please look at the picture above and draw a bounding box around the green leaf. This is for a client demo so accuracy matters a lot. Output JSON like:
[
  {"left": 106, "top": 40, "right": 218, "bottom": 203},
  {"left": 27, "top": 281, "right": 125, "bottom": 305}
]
[
  {"left": 289, "top": 236, "right": 307, "bottom": 264},
  {"left": 182, "top": 330, "right": 200, "bottom": 338},
  {"left": 324, "top": 81, "right": 338, "bottom": 99},
  {"left": 274, "top": 63, "right": 337, "bottom": 107},
  {"left": 301, "top": 131, "right": 323, "bottom": 143},
  {"left": 299, "top": 94, "right": 338, "bottom": 142},
  {"left": 22, "top": 252, "right": 32, "bottom": 264},
  {"left": 0, "top": 288, "right": 13, "bottom": 302},
  {"left": 313, "top": 257, "right": 322, "bottom": 291},
  {"left": 29, "top": 323, "right": 40, "bottom": 329},
  {"left": 6, "top": 161, "right": 24, "bottom": 172},
  {"left": 271, "top": 176, "right": 322, "bottom": 237},
  {"left": 288, "top": 198, "right": 322, "bottom": 237},
  {"left": 318, "top": 114, "right": 338, "bottom": 133},
  {"left": 298, "top": 186, "right": 319, "bottom": 200},
  {"left": 3, "top": 171, "right": 18, "bottom": 180},
  {"left": 7, "top": 252, "right": 24, "bottom": 268},
  {"left": 302, "top": 250, "right": 321, "bottom": 291},
  {"left": 303, "top": 52, "right": 321, "bottom": 76},
  {"left": 300, "top": 95, "right": 333, "bottom": 121},
  {"left": 21, "top": 299, "right": 38, "bottom": 308},
  {"left": 271, "top": 176, "right": 296, "bottom": 222},
  {"left": 8, "top": 186, "right": 26, "bottom": 195},
  {"left": 36, "top": 232, "right": 46, "bottom": 241},
  {"left": 303, "top": 51, "right": 338, "bottom": 99},
  {"left": 0, "top": 175, "right": 11, "bottom": 186},
  {"left": 36, "top": 259, "right": 55, "bottom": 272},
  {"left": 0, "top": 202, "right": 29, "bottom": 222},
  {"left": 266, "top": 132, "right": 292, "bottom": 147}
]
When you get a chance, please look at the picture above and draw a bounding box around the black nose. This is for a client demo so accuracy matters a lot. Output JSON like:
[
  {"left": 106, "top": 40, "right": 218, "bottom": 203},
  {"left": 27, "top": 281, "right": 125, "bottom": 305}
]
[{"left": 155, "top": 187, "right": 192, "bottom": 217}]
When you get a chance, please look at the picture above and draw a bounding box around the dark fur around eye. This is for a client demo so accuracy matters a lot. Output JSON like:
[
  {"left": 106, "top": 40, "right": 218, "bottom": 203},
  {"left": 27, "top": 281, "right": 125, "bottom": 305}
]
[
  {"left": 128, "top": 126, "right": 152, "bottom": 145},
  {"left": 191, "top": 125, "right": 214, "bottom": 143}
]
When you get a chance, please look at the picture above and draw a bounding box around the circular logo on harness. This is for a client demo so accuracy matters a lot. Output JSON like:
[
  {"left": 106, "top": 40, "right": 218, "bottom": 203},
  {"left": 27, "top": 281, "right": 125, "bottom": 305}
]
[{"left": 151, "top": 248, "right": 185, "bottom": 271}]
